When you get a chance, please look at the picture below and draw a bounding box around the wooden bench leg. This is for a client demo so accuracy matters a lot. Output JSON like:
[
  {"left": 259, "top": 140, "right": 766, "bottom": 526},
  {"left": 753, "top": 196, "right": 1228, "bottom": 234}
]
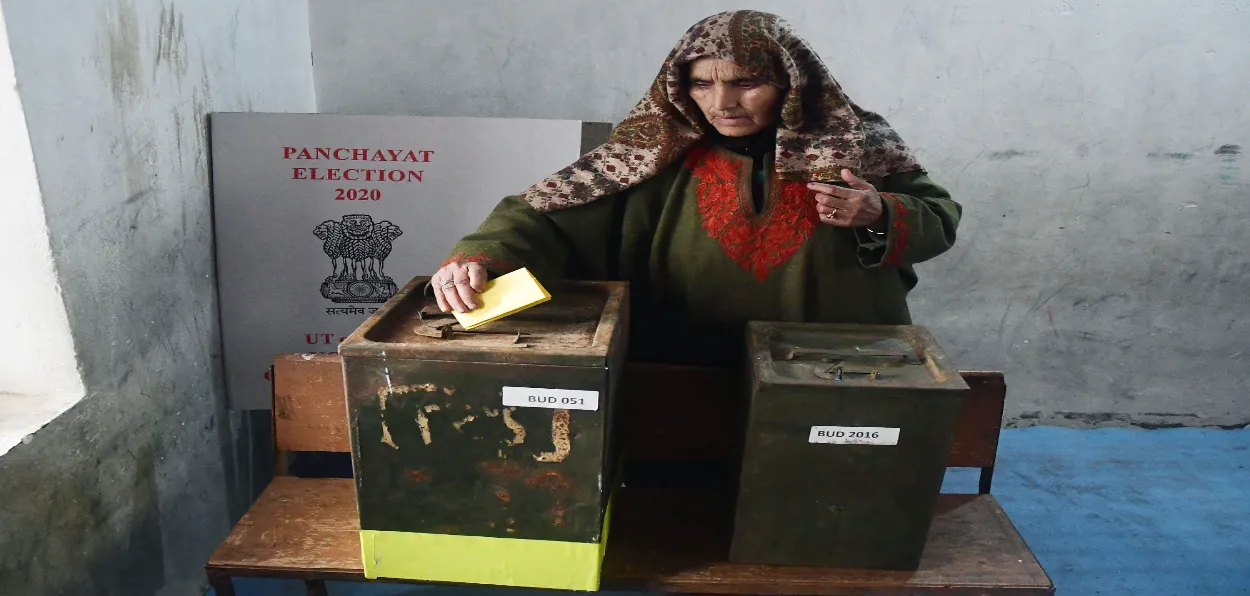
[
  {"left": 206, "top": 569, "right": 235, "bottom": 596},
  {"left": 979, "top": 465, "right": 995, "bottom": 494},
  {"left": 306, "top": 579, "right": 329, "bottom": 596}
]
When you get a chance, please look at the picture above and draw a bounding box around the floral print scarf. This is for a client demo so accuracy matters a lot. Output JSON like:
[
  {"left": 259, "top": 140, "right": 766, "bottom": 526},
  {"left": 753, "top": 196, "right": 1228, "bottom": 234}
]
[{"left": 519, "top": 9, "right": 922, "bottom": 213}]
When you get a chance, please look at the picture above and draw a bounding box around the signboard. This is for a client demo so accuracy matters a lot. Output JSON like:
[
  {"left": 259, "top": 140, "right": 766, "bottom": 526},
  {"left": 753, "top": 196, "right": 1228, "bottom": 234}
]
[{"left": 210, "top": 113, "right": 603, "bottom": 409}]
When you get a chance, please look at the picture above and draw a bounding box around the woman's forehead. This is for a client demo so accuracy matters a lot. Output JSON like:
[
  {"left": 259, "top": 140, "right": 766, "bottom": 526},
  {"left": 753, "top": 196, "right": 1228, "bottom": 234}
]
[{"left": 689, "top": 58, "right": 749, "bottom": 81}]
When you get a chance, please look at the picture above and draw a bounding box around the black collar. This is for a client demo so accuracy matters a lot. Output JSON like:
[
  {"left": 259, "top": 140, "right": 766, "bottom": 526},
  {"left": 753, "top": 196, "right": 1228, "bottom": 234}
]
[{"left": 714, "top": 126, "right": 777, "bottom": 158}]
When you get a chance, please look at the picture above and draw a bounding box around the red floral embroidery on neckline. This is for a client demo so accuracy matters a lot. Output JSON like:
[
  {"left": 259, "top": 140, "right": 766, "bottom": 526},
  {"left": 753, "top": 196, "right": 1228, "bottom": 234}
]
[
  {"left": 686, "top": 146, "right": 818, "bottom": 281},
  {"left": 881, "top": 192, "right": 910, "bottom": 266}
]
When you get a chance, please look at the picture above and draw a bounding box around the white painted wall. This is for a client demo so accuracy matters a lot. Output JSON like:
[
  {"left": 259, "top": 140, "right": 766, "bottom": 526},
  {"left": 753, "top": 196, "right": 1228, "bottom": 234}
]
[
  {"left": 309, "top": 0, "right": 1250, "bottom": 427},
  {"left": 0, "top": 6, "right": 80, "bottom": 397},
  {"left": 0, "top": 1, "right": 85, "bottom": 455}
]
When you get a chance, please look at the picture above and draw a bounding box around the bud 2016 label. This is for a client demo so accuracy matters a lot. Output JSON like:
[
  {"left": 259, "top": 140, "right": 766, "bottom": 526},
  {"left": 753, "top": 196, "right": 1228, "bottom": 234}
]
[
  {"left": 502, "top": 387, "right": 599, "bottom": 411},
  {"left": 808, "top": 426, "right": 900, "bottom": 446}
]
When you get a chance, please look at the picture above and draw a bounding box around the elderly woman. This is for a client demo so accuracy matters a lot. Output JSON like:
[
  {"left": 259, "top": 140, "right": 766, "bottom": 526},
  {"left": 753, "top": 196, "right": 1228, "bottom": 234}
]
[{"left": 431, "top": 10, "right": 960, "bottom": 367}]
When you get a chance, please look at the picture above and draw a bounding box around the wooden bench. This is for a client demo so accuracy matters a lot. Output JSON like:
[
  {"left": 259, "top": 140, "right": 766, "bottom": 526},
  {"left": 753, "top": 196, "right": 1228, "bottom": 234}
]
[{"left": 206, "top": 354, "right": 1054, "bottom": 595}]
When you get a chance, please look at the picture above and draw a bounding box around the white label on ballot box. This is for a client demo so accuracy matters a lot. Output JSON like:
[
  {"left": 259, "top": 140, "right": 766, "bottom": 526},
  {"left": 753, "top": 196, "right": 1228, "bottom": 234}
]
[
  {"left": 502, "top": 387, "right": 599, "bottom": 411},
  {"left": 809, "top": 426, "right": 900, "bottom": 445}
]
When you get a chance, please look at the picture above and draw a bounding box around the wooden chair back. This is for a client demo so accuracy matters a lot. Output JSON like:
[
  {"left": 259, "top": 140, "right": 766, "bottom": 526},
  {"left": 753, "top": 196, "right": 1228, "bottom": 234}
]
[{"left": 270, "top": 353, "right": 351, "bottom": 475}]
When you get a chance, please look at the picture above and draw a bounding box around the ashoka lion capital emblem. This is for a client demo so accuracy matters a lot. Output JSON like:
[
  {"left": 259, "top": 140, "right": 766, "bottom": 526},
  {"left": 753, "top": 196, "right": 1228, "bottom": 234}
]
[{"left": 313, "top": 214, "right": 403, "bottom": 303}]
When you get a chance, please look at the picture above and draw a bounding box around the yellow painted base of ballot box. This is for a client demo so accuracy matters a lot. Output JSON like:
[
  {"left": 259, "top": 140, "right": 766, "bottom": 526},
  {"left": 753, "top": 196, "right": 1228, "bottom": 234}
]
[{"left": 360, "top": 500, "right": 612, "bottom": 591}]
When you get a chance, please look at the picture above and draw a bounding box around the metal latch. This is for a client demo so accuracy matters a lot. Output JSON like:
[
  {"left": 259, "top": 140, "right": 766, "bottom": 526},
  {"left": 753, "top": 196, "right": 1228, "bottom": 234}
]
[
  {"left": 775, "top": 343, "right": 924, "bottom": 382},
  {"left": 814, "top": 365, "right": 880, "bottom": 381},
  {"left": 777, "top": 345, "right": 924, "bottom": 365},
  {"left": 414, "top": 309, "right": 529, "bottom": 347}
]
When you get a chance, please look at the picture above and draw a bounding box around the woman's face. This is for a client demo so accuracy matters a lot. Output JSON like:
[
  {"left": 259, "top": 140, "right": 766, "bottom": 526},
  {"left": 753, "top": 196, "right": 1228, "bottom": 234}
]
[{"left": 687, "top": 58, "right": 784, "bottom": 137}]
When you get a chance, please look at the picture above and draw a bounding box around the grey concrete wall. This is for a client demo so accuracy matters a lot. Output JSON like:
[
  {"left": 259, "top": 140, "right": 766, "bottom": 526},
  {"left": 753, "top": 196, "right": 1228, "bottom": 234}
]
[
  {"left": 0, "top": 0, "right": 314, "bottom": 594},
  {"left": 309, "top": 0, "right": 1249, "bottom": 428}
]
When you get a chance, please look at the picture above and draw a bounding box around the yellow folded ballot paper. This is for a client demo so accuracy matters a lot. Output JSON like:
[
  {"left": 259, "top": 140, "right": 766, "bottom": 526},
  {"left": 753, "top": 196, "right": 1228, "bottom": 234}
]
[{"left": 452, "top": 267, "right": 551, "bottom": 330}]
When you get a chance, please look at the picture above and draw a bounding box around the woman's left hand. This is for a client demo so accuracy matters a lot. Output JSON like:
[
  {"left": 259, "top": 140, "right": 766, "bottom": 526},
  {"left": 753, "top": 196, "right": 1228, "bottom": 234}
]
[{"left": 808, "top": 169, "right": 885, "bottom": 228}]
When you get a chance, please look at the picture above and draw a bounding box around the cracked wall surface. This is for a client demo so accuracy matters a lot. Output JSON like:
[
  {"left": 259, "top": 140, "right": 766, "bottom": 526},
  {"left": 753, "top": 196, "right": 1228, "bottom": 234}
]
[{"left": 0, "top": 1, "right": 314, "bottom": 593}]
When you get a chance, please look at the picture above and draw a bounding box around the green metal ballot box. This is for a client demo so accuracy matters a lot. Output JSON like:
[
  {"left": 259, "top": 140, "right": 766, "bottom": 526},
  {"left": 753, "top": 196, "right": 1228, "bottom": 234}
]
[
  {"left": 338, "top": 277, "right": 628, "bottom": 590},
  {"left": 731, "top": 322, "right": 969, "bottom": 570}
]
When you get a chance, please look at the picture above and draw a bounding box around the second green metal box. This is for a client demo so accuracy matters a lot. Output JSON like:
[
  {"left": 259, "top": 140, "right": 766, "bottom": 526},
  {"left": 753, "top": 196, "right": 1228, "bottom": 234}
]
[{"left": 731, "top": 321, "right": 968, "bottom": 570}]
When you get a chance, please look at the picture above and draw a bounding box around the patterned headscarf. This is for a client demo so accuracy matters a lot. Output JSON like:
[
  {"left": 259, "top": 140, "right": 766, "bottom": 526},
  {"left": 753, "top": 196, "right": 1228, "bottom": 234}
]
[{"left": 519, "top": 9, "right": 922, "bottom": 213}]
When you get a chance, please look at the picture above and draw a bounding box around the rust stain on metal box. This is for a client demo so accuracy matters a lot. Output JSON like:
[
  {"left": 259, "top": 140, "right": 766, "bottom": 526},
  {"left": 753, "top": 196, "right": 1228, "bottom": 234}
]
[
  {"left": 376, "top": 383, "right": 442, "bottom": 449},
  {"left": 480, "top": 461, "right": 524, "bottom": 478},
  {"left": 526, "top": 470, "right": 571, "bottom": 492},
  {"left": 535, "top": 409, "right": 572, "bottom": 462},
  {"left": 453, "top": 414, "right": 477, "bottom": 431},
  {"left": 550, "top": 502, "right": 567, "bottom": 527},
  {"left": 502, "top": 407, "right": 525, "bottom": 445},
  {"left": 416, "top": 410, "right": 432, "bottom": 445},
  {"left": 376, "top": 388, "right": 398, "bottom": 450}
]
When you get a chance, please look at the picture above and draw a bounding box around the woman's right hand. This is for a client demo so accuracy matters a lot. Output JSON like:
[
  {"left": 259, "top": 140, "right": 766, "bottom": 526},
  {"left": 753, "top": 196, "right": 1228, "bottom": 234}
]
[{"left": 432, "top": 260, "right": 488, "bottom": 313}]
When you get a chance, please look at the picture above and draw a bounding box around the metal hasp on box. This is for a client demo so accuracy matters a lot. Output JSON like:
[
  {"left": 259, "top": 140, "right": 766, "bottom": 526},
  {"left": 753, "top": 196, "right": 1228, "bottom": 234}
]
[
  {"left": 731, "top": 322, "right": 969, "bottom": 570},
  {"left": 338, "top": 276, "right": 629, "bottom": 590}
]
